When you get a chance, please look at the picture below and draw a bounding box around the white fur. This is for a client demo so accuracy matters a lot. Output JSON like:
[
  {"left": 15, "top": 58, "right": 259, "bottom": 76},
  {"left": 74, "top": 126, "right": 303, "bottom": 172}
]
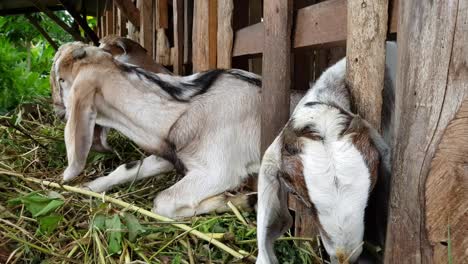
[{"left": 299, "top": 107, "right": 369, "bottom": 263}]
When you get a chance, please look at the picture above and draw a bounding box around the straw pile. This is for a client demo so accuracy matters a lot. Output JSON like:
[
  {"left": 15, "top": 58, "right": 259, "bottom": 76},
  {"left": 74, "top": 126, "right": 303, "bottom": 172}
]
[{"left": 0, "top": 98, "right": 322, "bottom": 264}]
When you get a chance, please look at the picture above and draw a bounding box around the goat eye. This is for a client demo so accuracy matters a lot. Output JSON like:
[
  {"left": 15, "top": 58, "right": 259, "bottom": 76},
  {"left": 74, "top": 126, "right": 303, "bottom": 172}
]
[{"left": 59, "top": 78, "right": 65, "bottom": 83}]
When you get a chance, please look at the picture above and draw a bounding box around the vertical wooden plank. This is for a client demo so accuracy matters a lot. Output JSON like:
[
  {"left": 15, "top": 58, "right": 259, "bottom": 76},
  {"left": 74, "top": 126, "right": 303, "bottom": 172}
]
[
  {"left": 261, "top": 0, "right": 293, "bottom": 153},
  {"left": 140, "top": 0, "right": 153, "bottom": 57},
  {"left": 183, "top": 0, "right": 193, "bottom": 69},
  {"left": 113, "top": 0, "right": 141, "bottom": 28},
  {"left": 192, "top": 0, "right": 217, "bottom": 72},
  {"left": 106, "top": 2, "right": 114, "bottom": 36},
  {"left": 346, "top": 0, "right": 388, "bottom": 129},
  {"left": 101, "top": 15, "right": 107, "bottom": 37},
  {"left": 208, "top": 0, "right": 217, "bottom": 69},
  {"left": 155, "top": 0, "right": 171, "bottom": 65},
  {"left": 173, "top": 0, "right": 184, "bottom": 74},
  {"left": 117, "top": 8, "right": 128, "bottom": 36},
  {"left": 158, "top": 0, "right": 169, "bottom": 29},
  {"left": 217, "top": 0, "right": 233, "bottom": 68},
  {"left": 153, "top": 0, "right": 158, "bottom": 60},
  {"left": 385, "top": 0, "right": 468, "bottom": 263},
  {"left": 113, "top": 3, "right": 118, "bottom": 34}
]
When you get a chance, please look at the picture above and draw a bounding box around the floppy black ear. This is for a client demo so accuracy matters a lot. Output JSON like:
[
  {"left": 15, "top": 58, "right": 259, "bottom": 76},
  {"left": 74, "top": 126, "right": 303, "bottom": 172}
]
[{"left": 72, "top": 47, "right": 86, "bottom": 59}]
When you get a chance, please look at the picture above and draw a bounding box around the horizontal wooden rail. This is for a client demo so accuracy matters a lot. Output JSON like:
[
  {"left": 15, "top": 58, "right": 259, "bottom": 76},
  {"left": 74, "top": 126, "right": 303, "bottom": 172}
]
[{"left": 233, "top": 0, "right": 398, "bottom": 57}]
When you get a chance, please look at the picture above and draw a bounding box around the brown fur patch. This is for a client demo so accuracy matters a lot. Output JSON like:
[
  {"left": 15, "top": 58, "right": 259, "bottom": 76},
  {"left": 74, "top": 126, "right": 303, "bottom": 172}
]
[
  {"left": 344, "top": 117, "right": 380, "bottom": 190},
  {"left": 100, "top": 35, "right": 172, "bottom": 75},
  {"left": 280, "top": 126, "right": 313, "bottom": 208}
]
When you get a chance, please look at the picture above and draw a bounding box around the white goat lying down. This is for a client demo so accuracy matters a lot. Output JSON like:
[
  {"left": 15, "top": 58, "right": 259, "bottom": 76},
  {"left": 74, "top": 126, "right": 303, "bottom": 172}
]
[
  {"left": 51, "top": 42, "right": 261, "bottom": 218},
  {"left": 256, "top": 59, "right": 390, "bottom": 264}
]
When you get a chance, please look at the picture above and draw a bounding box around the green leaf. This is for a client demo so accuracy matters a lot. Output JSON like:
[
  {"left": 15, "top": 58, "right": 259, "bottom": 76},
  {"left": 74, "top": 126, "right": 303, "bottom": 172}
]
[
  {"left": 38, "top": 213, "right": 63, "bottom": 235},
  {"left": 8, "top": 192, "right": 64, "bottom": 217},
  {"left": 123, "top": 213, "right": 145, "bottom": 242},
  {"left": 171, "top": 254, "right": 181, "bottom": 264},
  {"left": 92, "top": 214, "right": 106, "bottom": 231},
  {"left": 105, "top": 215, "right": 123, "bottom": 255}
]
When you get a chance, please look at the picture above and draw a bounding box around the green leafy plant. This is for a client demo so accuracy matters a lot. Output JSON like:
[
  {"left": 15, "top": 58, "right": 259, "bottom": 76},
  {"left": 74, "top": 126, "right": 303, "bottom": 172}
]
[{"left": 8, "top": 192, "right": 65, "bottom": 235}]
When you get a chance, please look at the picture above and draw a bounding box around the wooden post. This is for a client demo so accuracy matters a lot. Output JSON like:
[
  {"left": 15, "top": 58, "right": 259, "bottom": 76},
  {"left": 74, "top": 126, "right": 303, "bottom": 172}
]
[
  {"left": 101, "top": 15, "right": 107, "bottom": 37},
  {"left": 139, "top": 0, "right": 153, "bottom": 57},
  {"left": 113, "top": 0, "right": 141, "bottom": 28},
  {"left": 117, "top": 8, "right": 128, "bottom": 36},
  {"left": 183, "top": 0, "right": 193, "bottom": 70},
  {"left": 216, "top": 0, "right": 233, "bottom": 69},
  {"left": 173, "top": 0, "right": 184, "bottom": 74},
  {"left": 157, "top": 0, "right": 169, "bottom": 29},
  {"left": 385, "top": 0, "right": 468, "bottom": 263},
  {"left": 346, "top": 0, "right": 388, "bottom": 129},
  {"left": 106, "top": 2, "right": 114, "bottom": 36},
  {"left": 192, "top": 0, "right": 217, "bottom": 72},
  {"left": 155, "top": 0, "right": 171, "bottom": 65},
  {"left": 261, "top": 0, "right": 293, "bottom": 153}
]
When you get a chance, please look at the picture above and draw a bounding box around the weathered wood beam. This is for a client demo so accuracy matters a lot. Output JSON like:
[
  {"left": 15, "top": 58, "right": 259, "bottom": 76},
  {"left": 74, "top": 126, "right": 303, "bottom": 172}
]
[
  {"left": 216, "top": 0, "right": 233, "bottom": 68},
  {"left": 232, "top": 23, "right": 263, "bottom": 57},
  {"left": 28, "top": 0, "right": 85, "bottom": 42},
  {"left": 106, "top": 2, "right": 114, "bottom": 36},
  {"left": 113, "top": 0, "right": 141, "bottom": 28},
  {"left": 58, "top": 0, "right": 99, "bottom": 45},
  {"left": 294, "top": 0, "right": 347, "bottom": 49},
  {"left": 173, "top": 0, "right": 184, "bottom": 74},
  {"left": 192, "top": 0, "right": 217, "bottom": 72},
  {"left": 157, "top": 0, "right": 169, "bottom": 29},
  {"left": 117, "top": 8, "right": 128, "bottom": 36},
  {"left": 261, "top": 0, "right": 293, "bottom": 153},
  {"left": 183, "top": 0, "right": 193, "bottom": 66},
  {"left": 101, "top": 15, "right": 107, "bottom": 37},
  {"left": 346, "top": 0, "right": 388, "bottom": 129},
  {"left": 139, "top": 0, "right": 153, "bottom": 57},
  {"left": 25, "top": 14, "right": 59, "bottom": 50},
  {"left": 385, "top": 0, "right": 468, "bottom": 262},
  {"left": 232, "top": 0, "right": 399, "bottom": 57}
]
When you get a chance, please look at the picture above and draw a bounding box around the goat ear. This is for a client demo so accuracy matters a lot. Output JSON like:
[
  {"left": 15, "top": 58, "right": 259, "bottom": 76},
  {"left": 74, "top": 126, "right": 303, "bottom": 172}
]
[
  {"left": 115, "top": 39, "right": 128, "bottom": 54},
  {"left": 355, "top": 116, "right": 392, "bottom": 174},
  {"left": 63, "top": 79, "right": 96, "bottom": 182},
  {"left": 72, "top": 47, "right": 86, "bottom": 60}
]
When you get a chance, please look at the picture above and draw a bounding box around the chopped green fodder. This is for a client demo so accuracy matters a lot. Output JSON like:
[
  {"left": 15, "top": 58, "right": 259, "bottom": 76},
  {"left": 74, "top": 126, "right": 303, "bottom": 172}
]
[{"left": 0, "top": 99, "right": 323, "bottom": 263}]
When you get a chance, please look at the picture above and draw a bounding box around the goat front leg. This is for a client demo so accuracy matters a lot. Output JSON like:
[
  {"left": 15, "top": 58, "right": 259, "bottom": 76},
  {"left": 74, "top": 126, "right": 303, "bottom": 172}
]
[
  {"left": 256, "top": 142, "right": 292, "bottom": 264},
  {"left": 84, "top": 155, "right": 174, "bottom": 193}
]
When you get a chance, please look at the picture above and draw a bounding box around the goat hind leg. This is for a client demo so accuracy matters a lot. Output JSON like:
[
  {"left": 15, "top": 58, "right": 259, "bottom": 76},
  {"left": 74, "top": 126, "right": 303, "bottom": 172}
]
[
  {"left": 152, "top": 169, "right": 242, "bottom": 218},
  {"left": 84, "top": 155, "right": 174, "bottom": 192}
]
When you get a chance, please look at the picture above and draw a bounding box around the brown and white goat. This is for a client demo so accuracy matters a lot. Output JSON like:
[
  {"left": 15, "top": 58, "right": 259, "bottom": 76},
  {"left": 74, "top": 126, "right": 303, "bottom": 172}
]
[
  {"left": 51, "top": 42, "right": 261, "bottom": 218},
  {"left": 256, "top": 59, "right": 391, "bottom": 264}
]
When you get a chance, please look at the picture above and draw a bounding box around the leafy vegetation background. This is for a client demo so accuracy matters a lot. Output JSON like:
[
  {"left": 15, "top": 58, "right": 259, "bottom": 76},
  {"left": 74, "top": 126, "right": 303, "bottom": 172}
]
[{"left": 0, "top": 13, "right": 96, "bottom": 113}]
